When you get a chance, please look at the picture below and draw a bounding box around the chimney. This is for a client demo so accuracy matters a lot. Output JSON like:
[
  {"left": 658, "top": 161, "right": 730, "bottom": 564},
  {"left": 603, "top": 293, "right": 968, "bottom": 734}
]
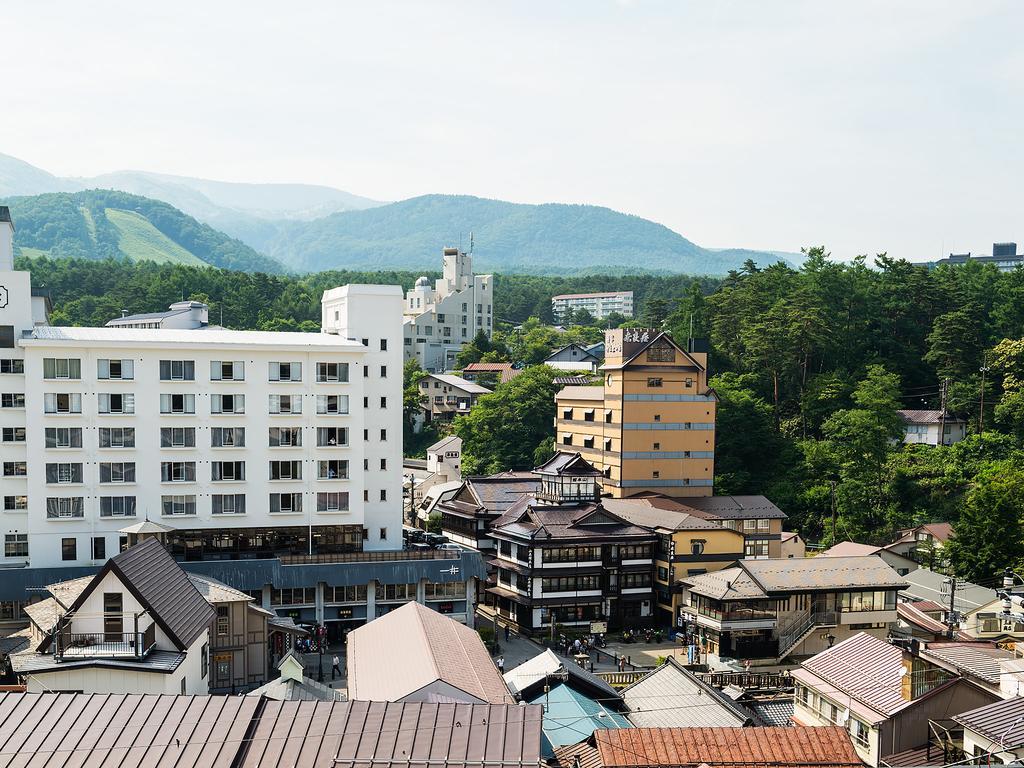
[{"left": 0, "top": 206, "right": 14, "bottom": 272}]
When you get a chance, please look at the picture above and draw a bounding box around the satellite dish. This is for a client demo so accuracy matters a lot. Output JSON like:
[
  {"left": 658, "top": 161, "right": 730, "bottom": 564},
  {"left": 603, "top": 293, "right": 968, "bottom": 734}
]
[
  {"left": 899, "top": 667, "right": 908, "bottom": 678},
  {"left": 840, "top": 708, "right": 850, "bottom": 724}
]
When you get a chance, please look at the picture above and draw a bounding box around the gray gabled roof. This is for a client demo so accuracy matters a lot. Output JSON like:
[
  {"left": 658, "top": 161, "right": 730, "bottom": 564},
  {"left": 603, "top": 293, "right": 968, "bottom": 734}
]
[
  {"left": 954, "top": 696, "right": 1024, "bottom": 745},
  {"left": 621, "top": 657, "right": 751, "bottom": 728}
]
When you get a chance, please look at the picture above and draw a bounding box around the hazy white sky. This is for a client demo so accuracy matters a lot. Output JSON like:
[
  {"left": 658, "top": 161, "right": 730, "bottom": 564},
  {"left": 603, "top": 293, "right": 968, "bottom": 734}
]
[{"left": 2, "top": 1, "right": 1021, "bottom": 260}]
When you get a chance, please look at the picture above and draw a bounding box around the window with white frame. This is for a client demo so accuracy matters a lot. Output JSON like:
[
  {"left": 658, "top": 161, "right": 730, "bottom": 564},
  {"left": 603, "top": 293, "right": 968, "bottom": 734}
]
[
  {"left": 269, "top": 461, "right": 302, "bottom": 480},
  {"left": 97, "top": 359, "right": 134, "bottom": 380},
  {"left": 317, "top": 427, "right": 346, "bottom": 447},
  {"left": 45, "top": 463, "right": 83, "bottom": 484},
  {"left": 160, "top": 462, "right": 196, "bottom": 482},
  {"left": 270, "top": 492, "right": 302, "bottom": 513},
  {"left": 159, "top": 360, "right": 195, "bottom": 381},
  {"left": 212, "top": 494, "right": 246, "bottom": 515},
  {"left": 99, "top": 496, "right": 137, "bottom": 518},
  {"left": 4, "top": 534, "right": 27, "bottom": 558},
  {"left": 0, "top": 359, "right": 24, "bottom": 374},
  {"left": 269, "top": 362, "right": 302, "bottom": 382},
  {"left": 1, "top": 393, "right": 24, "bottom": 409},
  {"left": 268, "top": 427, "right": 302, "bottom": 447},
  {"left": 46, "top": 497, "right": 84, "bottom": 519},
  {"left": 161, "top": 495, "right": 196, "bottom": 516},
  {"left": 317, "top": 492, "right": 349, "bottom": 512},
  {"left": 211, "top": 427, "right": 245, "bottom": 448},
  {"left": 316, "top": 394, "right": 348, "bottom": 415},
  {"left": 211, "top": 393, "right": 245, "bottom": 414},
  {"left": 316, "top": 362, "right": 348, "bottom": 382},
  {"left": 160, "top": 394, "right": 195, "bottom": 414},
  {"left": 210, "top": 361, "right": 244, "bottom": 381},
  {"left": 45, "top": 393, "right": 82, "bottom": 414},
  {"left": 45, "top": 427, "right": 82, "bottom": 449},
  {"left": 211, "top": 461, "right": 245, "bottom": 481},
  {"left": 98, "top": 393, "right": 133, "bottom": 414},
  {"left": 3, "top": 462, "right": 27, "bottom": 477},
  {"left": 318, "top": 460, "right": 348, "bottom": 480},
  {"left": 2, "top": 427, "right": 25, "bottom": 443},
  {"left": 43, "top": 358, "right": 81, "bottom": 380},
  {"left": 99, "top": 462, "right": 136, "bottom": 484},
  {"left": 269, "top": 394, "right": 302, "bottom": 414},
  {"left": 99, "top": 427, "right": 135, "bottom": 448},
  {"left": 160, "top": 427, "right": 195, "bottom": 448},
  {"left": 3, "top": 496, "right": 28, "bottom": 511}
]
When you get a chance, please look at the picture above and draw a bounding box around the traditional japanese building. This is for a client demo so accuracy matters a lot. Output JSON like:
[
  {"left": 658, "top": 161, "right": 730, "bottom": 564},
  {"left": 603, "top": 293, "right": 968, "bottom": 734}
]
[
  {"left": 554, "top": 328, "right": 716, "bottom": 498},
  {"left": 487, "top": 453, "right": 656, "bottom": 631}
]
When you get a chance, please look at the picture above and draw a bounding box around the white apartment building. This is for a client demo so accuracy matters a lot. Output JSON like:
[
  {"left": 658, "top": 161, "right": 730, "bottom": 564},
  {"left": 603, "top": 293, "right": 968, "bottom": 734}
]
[
  {"left": 551, "top": 291, "right": 634, "bottom": 322},
  {"left": 403, "top": 247, "right": 493, "bottom": 373},
  {"left": 0, "top": 206, "right": 404, "bottom": 569}
]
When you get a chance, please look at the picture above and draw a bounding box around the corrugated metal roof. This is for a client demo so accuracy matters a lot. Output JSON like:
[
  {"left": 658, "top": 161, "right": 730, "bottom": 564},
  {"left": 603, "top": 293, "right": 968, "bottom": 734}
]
[
  {"left": 681, "top": 568, "right": 767, "bottom": 601},
  {"left": 347, "top": 602, "right": 512, "bottom": 704},
  {"left": 920, "top": 642, "right": 1017, "bottom": 685},
  {"left": 523, "top": 683, "right": 631, "bottom": 748},
  {"left": 0, "top": 694, "right": 545, "bottom": 767},
  {"left": 594, "top": 726, "right": 862, "bottom": 768},
  {"left": 897, "top": 410, "right": 963, "bottom": 425},
  {"left": 799, "top": 633, "right": 908, "bottom": 717},
  {"left": 742, "top": 556, "right": 907, "bottom": 594},
  {"left": 820, "top": 541, "right": 883, "bottom": 557},
  {"left": 621, "top": 658, "right": 750, "bottom": 728},
  {"left": 246, "top": 676, "right": 346, "bottom": 701},
  {"left": 24, "top": 325, "right": 364, "bottom": 349},
  {"left": 504, "top": 649, "right": 619, "bottom": 700},
  {"left": 954, "top": 695, "right": 1024, "bottom": 745},
  {"left": 746, "top": 698, "right": 794, "bottom": 728},
  {"left": 425, "top": 373, "right": 492, "bottom": 394},
  {"left": 899, "top": 569, "right": 994, "bottom": 613},
  {"left": 676, "top": 496, "right": 788, "bottom": 521}
]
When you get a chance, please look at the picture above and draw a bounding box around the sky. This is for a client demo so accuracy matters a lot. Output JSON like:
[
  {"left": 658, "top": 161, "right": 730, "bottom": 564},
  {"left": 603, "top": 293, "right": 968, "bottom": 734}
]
[{"left": 2, "top": 0, "right": 1022, "bottom": 261}]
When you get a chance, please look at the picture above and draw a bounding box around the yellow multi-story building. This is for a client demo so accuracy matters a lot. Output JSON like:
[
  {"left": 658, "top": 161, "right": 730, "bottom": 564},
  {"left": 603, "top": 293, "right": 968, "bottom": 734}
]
[{"left": 554, "top": 328, "right": 716, "bottom": 498}]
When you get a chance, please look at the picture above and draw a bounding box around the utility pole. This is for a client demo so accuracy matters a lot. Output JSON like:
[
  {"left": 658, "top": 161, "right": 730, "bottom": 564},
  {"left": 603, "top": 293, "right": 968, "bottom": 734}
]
[
  {"left": 944, "top": 575, "right": 958, "bottom": 639},
  {"left": 830, "top": 480, "right": 837, "bottom": 545},
  {"left": 979, "top": 356, "right": 990, "bottom": 435},
  {"left": 938, "top": 378, "right": 949, "bottom": 446}
]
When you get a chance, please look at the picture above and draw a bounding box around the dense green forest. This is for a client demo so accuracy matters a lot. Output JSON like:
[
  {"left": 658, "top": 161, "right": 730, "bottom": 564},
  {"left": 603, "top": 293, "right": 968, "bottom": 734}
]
[
  {"left": 5, "top": 190, "right": 283, "bottom": 273},
  {"left": 17, "top": 251, "right": 1024, "bottom": 582}
]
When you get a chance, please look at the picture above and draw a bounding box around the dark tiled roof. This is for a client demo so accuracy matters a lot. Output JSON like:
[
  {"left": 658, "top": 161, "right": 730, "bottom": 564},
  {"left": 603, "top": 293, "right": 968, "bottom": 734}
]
[
  {"left": 897, "top": 409, "right": 964, "bottom": 424},
  {"left": 594, "top": 726, "right": 862, "bottom": 768},
  {"left": 678, "top": 495, "right": 788, "bottom": 520},
  {"left": 492, "top": 500, "right": 655, "bottom": 543},
  {"left": 0, "top": 694, "right": 544, "bottom": 768},
  {"left": 601, "top": 498, "right": 726, "bottom": 532},
  {"left": 535, "top": 451, "right": 601, "bottom": 476},
  {"left": 954, "top": 696, "right": 1024, "bottom": 746}
]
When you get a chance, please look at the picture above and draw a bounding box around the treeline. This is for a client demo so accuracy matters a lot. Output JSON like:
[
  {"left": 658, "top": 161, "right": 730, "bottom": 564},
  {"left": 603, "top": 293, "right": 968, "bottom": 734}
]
[{"left": 16, "top": 255, "right": 722, "bottom": 329}]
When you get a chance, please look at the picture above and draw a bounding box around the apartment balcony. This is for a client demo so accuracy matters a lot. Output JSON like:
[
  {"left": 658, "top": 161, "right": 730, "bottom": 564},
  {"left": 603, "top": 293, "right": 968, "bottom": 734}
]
[
  {"left": 686, "top": 607, "right": 778, "bottom": 631},
  {"left": 54, "top": 624, "right": 156, "bottom": 662}
]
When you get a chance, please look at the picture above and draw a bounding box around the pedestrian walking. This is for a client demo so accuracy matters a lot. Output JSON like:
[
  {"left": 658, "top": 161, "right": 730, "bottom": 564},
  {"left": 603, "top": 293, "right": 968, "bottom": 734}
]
[
  {"left": 332, "top": 654, "right": 341, "bottom": 679},
  {"left": 618, "top": 654, "right": 626, "bottom": 672},
  {"left": 496, "top": 656, "right": 505, "bottom": 673},
  {"left": 504, "top": 624, "right": 510, "bottom": 641}
]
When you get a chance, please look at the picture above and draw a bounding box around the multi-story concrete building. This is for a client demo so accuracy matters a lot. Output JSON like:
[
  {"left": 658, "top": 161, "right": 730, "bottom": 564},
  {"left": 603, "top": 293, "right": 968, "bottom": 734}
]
[
  {"left": 554, "top": 328, "right": 716, "bottom": 498},
  {"left": 930, "top": 242, "right": 1024, "bottom": 272},
  {"left": 403, "top": 247, "right": 493, "bottom": 373},
  {"left": 418, "top": 372, "right": 491, "bottom": 426},
  {"left": 551, "top": 291, "right": 634, "bottom": 322}
]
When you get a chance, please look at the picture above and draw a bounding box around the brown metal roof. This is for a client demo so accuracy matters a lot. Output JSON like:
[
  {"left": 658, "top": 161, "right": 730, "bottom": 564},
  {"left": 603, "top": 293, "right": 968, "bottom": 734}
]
[
  {"left": 594, "top": 726, "right": 862, "bottom": 768},
  {"left": 0, "top": 694, "right": 544, "bottom": 767},
  {"left": 954, "top": 695, "right": 1024, "bottom": 746},
  {"left": 798, "top": 632, "right": 908, "bottom": 717}
]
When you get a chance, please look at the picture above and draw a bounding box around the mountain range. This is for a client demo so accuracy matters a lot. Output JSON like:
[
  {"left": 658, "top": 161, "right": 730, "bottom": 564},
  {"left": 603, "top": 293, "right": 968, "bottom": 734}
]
[{"left": 0, "top": 152, "right": 799, "bottom": 275}]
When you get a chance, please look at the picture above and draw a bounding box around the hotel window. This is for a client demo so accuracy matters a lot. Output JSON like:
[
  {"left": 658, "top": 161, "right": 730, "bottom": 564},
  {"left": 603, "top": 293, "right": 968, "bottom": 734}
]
[
  {"left": 562, "top": 434, "right": 573, "bottom": 446},
  {"left": 269, "top": 394, "right": 302, "bottom": 414},
  {"left": 61, "top": 538, "right": 77, "bottom": 561},
  {"left": 652, "top": 470, "right": 660, "bottom": 479},
  {"left": 92, "top": 537, "right": 106, "bottom": 560},
  {"left": 211, "top": 394, "right": 245, "bottom": 414},
  {"left": 849, "top": 718, "right": 870, "bottom": 747},
  {"left": 316, "top": 362, "right": 349, "bottom": 382},
  {"left": 269, "top": 362, "right": 302, "bottom": 382},
  {"left": 653, "top": 442, "right": 660, "bottom": 450},
  {"left": 160, "top": 462, "right": 196, "bottom": 482},
  {"left": 212, "top": 494, "right": 246, "bottom": 515},
  {"left": 216, "top": 606, "right": 229, "bottom": 636},
  {"left": 99, "top": 496, "right": 136, "bottom": 518},
  {"left": 380, "top": 365, "right": 387, "bottom": 378},
  {"left": 562, "top": 408, "right": 573, "bottom": 420},
  {"left": 685, "top": 378, "right": 694, "bottom": 387},
  {"left": 44, "top": 393, "right": 81, "bottom": 413},
  {"left": 317, "top": 395, "right": 349, "bottom": 414},
  {"left": 380, "top": 429, "right": 387, "bottom": 441},
  {"left": 159, "top": 360, "right": 195, "bottom": 381},
  {"left": 161, "top": 427, "right": 196, "bottom": 448},
  {"left": 3, "top": 462, "right": 27, "bottom": 477},
  {"left": 160, "top": 393, "right": 195, "bottom": 414},
  {"left": 744, "top": 539, "right": 770, "bottom": 559},
  {"left": 211, "top": 427, "right": 245, "bottom": 448},
  {"left": 4, "top": 496, "right": 27, "bottom": 511},
  {"left": 0, "top": 359, "right": 23, "bottom": 374},
  {"left": 45, "top": 427, "right": 82, "bottom": 448},
  {"left": 605, "top": 410, "right": 613, "bottom": 423},
  {"left": 583, "top": 436, "right": 594, "bottom": 449},
  {"left": 43, "top": 358, "right": 81, "bottom": 380},
  {"left": 270, "top": 492, "right": 302, "bottom": 513},
  {"left": 653, "top": 414, "right": 661, "bottom": 422},
  {"left": 47, "top": 498, "right": 84, "bottom": 519},
  {"left": 380, "top": 458, "right": 387, "bottom": 470},
  {"left": 45, "top": 463, "right": 84, "bottom": 484},
  {"left": 161, "top": 495, "right": 197, "bottom": 516},
  {"left": 269, "top": 461, "right": 302, "bottom": 480},
  {"left": 99, "top": 462, "right": 136, "bottom": 484},
  {"left": 98, "top": 393, "right": 133, "bottom": 414},
  {"left": 318, "top": 460, "right": 348, "bottom": 480},
  {"left": 757, "top": 518, "right": 770, "bottom": 531},
  {"left": 647, "top": 377, "right": 663, "bottom": 388},
  {"left": 317, "top": 427, "right": 347, "bottom": 447},
  {"left": 380, "top": 339, "right": 387, "bottom": 351},
  {"left": 4, "top": 534, "right": 27, "bottom": 558},
  {"left": 583, "top": 409, "right": 595, "bottom": 422},
  {"left": 99, "top": 427, "right": 135, "bottom": 448},
  {"left": 211, "top": 461, "right": 245, "bottom": 481},
  {"left": 380, "top": 397, "right": 387, "bottom": 408},
  {"left": 743, "top": 519, "right": 757, "bottom": 530},
  {"left": 317, "top": 492, "right": 349, "bottom": 512},
  {"left": 380, "top": 489, "right": 387, "bottom": 501},
  {"left": 691, "top": 540, "right": 705, "bottom": 556},
  {"left": 268, "top": 427, "right": 301, "bottom": 447},
  {"left": 604, "top": 438, "right": 612, "bottom": 451},
  {"left": 97, "top": 359, "right": 134, "bottom": 380},
  {"left": 210, "top": 361, "right": 244, "bottom": 381}
]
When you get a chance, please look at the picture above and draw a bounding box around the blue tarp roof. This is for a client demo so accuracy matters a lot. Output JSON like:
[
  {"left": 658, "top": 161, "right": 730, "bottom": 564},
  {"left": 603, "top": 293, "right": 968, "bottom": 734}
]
[{"left": 525, "top": 683, "right": 630, "bottom": 748}]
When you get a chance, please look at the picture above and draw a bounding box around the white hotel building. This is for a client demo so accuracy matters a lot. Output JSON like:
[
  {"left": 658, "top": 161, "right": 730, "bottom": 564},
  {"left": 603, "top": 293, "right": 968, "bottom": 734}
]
[
  {"left": 550, "top": 291, "right": 634, "bottom": 322},
  {"left": 0, "top": 207, "right": 404, "bottom": 569}
]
